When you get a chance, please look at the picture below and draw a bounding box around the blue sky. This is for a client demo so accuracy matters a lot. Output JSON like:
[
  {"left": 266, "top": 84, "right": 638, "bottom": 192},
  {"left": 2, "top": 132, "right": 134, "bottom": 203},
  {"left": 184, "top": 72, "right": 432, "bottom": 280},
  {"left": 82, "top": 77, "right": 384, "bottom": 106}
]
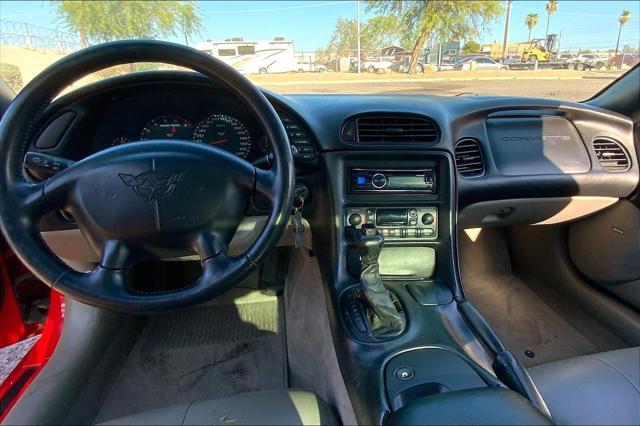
[{"left": 1, "top": 1, "right": 639, "bottom": 52}]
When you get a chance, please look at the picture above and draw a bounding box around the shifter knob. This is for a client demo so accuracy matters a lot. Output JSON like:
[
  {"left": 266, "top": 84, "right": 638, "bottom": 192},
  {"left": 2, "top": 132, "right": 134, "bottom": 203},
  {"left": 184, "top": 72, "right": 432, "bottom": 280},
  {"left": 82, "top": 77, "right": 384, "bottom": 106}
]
[{"left": 354, "top": 224, "right": 384, "bottom": 266}]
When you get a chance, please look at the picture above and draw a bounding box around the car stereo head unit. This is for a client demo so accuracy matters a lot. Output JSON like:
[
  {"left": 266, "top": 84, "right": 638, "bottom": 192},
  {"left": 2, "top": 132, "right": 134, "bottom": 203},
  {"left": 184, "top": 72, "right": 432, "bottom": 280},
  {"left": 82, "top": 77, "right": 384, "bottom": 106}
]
[{"left": 350, "top": 168, "right": 435, "bottom": 193}]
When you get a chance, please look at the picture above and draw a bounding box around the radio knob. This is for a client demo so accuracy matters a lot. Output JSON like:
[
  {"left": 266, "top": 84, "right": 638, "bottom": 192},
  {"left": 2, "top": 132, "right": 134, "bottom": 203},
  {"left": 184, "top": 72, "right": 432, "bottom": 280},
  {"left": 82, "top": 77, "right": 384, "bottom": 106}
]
[
  {"left": 348, "top": 213, "right": 363, "bottom": 226},
  {"left": 371, "top": 173, "right": 387, "bottom": 189},
  {"left": 421, "top": 213, "right": 435, "bottom": 225}
]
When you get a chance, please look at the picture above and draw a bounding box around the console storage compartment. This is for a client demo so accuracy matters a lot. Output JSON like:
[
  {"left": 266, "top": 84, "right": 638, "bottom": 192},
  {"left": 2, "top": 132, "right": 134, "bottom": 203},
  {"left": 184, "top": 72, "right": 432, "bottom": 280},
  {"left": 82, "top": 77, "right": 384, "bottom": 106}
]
[
  {"left": 384, "top": 347, "right": 496, "bottom": 411},
  {"left": 387, "top": 387, "right": 552, "bottom": 425}
]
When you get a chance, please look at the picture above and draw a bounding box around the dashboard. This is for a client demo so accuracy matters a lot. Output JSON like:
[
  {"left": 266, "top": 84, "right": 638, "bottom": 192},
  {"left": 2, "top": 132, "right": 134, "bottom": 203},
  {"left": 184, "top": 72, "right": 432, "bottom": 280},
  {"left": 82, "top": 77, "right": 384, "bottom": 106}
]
[{"left": 26, "top": 71, "right": 639, "bottom": 230}]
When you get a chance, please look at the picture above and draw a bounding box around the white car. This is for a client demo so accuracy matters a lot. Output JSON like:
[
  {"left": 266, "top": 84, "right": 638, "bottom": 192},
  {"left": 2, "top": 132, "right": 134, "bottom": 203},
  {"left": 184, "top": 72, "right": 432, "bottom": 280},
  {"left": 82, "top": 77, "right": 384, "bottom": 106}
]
[
  {"left": 296, "top": 62, "right": 327, "bottom": 73},
  {"left": 577, "top": 54, "right": 607, "bottom": 69},
  {"left": 453, "top": 56, "right": 508, "bottom": 71},
  {"left": 361, "top": 57, "right": 395, "bottom": 73}
]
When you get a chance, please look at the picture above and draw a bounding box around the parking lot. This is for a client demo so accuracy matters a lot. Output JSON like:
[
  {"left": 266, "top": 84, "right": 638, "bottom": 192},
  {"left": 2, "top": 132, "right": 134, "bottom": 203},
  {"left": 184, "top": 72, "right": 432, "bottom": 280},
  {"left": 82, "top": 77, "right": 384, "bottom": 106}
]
[{"left": 249, "top": 70, "right": 621, "bottom": 101}]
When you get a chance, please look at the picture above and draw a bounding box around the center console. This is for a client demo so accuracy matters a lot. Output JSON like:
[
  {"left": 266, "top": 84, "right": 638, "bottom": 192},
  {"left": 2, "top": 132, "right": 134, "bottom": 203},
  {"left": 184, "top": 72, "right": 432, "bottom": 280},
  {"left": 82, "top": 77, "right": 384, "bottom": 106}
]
[{"left": 312, "top": 150, "right": 550, "bottom": 425}]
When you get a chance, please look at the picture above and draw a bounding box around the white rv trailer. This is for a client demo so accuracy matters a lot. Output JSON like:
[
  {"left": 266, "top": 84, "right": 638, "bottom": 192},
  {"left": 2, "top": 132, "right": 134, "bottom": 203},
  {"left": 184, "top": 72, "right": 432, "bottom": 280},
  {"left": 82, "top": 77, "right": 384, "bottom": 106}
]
[{"left": 194, "top": 38, "right": 297, "bottom": 74}]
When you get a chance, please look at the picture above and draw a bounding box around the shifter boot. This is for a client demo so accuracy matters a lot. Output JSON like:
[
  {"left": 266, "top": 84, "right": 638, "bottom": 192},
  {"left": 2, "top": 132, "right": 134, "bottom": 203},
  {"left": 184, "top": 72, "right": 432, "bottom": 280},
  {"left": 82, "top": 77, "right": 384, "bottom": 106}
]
[{"left": 354, "top": 224, "right": 406, "bottom": 337}]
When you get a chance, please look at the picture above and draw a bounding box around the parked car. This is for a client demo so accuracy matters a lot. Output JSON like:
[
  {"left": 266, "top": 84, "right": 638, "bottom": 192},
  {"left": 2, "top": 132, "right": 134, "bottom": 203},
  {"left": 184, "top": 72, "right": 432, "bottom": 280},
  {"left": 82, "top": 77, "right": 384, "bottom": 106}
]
[
  {"left": 361, "top": 57, "right": 395, "bottom": 73},
  {"left": 453, "top": 56, "right": 508, "bottom": 71},
  {"left": 503, "top": 55, "right": 522, "bottom": 64},
  {"left": 296, "top": 62, "right": 326, "bottom": 73},
  {"left": 577, "top": 54, "right": 607, "bottom": 69}
]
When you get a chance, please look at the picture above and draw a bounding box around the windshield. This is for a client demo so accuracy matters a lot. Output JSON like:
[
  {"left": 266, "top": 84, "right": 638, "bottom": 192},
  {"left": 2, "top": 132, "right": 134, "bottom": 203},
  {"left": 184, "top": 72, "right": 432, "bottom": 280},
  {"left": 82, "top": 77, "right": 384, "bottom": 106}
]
[{"left": 1, "top": 0, "right": 639, "bottom": 101}]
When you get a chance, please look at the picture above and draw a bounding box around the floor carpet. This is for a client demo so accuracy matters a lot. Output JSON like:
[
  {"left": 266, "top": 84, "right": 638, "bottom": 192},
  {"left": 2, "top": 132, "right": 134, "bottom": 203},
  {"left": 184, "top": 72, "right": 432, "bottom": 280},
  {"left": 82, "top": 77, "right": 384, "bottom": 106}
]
[
  {"left": 459, "top": 228, "right": 626, "bottom": 367},
  {"left": 95, "top": 286, "right": 286, "bottom": 423}
]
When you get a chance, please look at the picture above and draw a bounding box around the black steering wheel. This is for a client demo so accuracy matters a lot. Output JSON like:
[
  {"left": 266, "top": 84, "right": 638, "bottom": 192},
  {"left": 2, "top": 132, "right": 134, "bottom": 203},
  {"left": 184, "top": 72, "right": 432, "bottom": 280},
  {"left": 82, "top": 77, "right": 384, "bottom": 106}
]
[{"left": 0, "top": 41, "right": 295, "bottom": 313}]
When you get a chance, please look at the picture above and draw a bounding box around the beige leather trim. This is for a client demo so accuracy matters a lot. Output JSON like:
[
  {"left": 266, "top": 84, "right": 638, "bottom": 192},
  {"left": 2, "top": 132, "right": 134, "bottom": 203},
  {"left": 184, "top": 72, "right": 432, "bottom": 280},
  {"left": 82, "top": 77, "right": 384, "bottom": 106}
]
[
  {"left": 41, "top": 216, "right": 312, "bottom": 263},
  {"left": 459, "top": 196, "right": 618, "bottom": 229}
]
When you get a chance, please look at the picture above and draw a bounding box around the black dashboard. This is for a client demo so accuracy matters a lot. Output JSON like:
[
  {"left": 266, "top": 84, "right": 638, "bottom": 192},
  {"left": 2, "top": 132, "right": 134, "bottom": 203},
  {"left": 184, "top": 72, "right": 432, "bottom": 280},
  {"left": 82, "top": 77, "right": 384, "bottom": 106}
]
[{"left": 26, "top": 71, "right": 639, "bottom": 228}]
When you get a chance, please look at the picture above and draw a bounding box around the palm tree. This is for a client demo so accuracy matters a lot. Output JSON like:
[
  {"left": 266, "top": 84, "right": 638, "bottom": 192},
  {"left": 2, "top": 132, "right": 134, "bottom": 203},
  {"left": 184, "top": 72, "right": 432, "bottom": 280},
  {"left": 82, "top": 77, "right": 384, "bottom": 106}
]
[
  {"left": 614, "top": 9, "right": 631, "bottom": 63},
  {"left": 525, "top": 13, "right": 539, "bottom": 42},
  {"left": 545, "top": 0, "right": 558, "bottom": 39}
]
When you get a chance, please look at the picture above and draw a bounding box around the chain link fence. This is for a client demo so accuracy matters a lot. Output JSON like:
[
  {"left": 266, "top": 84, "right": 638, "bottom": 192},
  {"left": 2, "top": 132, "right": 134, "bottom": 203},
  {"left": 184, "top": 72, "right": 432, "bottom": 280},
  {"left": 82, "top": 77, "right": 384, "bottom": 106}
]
[{"left": 0, "top": 20, "right": 82, "bottom": 53}]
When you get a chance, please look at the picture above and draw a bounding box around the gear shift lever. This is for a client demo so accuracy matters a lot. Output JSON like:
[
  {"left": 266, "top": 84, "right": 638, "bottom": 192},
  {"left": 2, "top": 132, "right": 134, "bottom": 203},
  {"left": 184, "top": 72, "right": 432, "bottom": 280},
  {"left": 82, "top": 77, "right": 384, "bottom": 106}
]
[{"left": 354, "top": 224, "right": 406, "bottom": 337}]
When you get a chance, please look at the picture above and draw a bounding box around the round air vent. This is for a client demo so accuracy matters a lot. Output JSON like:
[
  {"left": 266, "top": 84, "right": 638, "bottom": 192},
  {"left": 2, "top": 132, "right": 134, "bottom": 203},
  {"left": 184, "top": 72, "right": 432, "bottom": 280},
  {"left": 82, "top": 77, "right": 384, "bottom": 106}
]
[{"left": 592, "top": 138, "right": 631, "bottom": 172}]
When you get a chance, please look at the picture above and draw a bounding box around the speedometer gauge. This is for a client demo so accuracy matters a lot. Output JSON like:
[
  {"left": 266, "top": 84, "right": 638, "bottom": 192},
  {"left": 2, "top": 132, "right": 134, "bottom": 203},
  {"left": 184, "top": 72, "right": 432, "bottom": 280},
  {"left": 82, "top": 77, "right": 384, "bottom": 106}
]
[
  {"left": 193, "top": 114, "right": 252, "bottom": 159},
  {"left": 140, "top": 115, "right": 193, "bottom": 140}
]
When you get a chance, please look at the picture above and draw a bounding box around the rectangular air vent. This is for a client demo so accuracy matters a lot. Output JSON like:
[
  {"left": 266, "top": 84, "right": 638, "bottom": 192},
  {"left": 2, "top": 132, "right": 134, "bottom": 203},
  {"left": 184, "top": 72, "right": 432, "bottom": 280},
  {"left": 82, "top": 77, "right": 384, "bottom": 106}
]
[
  {"left": 342, "top": 115, "right": 438, "bottom": 143},
  {"left": 592, "top": 138, "right": 630, "bottom": 172},
  {"left": 454, "top": 138, "right": 485, "bottom": 177}
]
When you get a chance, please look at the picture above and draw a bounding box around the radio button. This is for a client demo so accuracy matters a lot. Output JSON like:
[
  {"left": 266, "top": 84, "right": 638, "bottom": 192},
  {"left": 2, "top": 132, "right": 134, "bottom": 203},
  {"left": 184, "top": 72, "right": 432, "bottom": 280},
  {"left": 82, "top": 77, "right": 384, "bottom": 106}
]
[
  {"left": 409, "top": 219, "right": 417, "bottom": 226},
  {"left": 406, "top": 228, "right": 417, "bottom": 238},
  {"left": 371, "top": 173, "right": 388, "bottom": 189},
  {"left": 422, "top": 228, "right": 435, "bottom": 237},
  {"left": 408, "top": 208, "right": 418, "bottom": 217},
  {"left": 380, "top": 228, "right": 390, "bottom": 237}
]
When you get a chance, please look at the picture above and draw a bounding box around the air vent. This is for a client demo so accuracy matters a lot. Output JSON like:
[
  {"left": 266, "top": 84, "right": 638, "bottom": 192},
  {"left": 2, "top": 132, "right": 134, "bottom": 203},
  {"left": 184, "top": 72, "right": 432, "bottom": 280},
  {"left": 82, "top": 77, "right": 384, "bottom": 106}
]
[
  {"left": 593, "top": 138, "right": 630, "bottom": 172},
  {"left": 342, "top": 115, "right": 438, "bottom": 143},
  {"left": 454, "top": 138, "right": 485, "bottom": 177}
]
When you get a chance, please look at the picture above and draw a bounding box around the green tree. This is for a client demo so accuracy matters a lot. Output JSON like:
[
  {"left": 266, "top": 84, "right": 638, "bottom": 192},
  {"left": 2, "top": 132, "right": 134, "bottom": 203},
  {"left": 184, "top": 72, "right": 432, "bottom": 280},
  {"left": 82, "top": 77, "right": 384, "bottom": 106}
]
[
  {"left": 614, "top": 10, "right": 631, "bottom": 61},
  {"left": 326, "top": 16, "right": 398, "bottom": 56},
  {"left": 525, "top": 13, "right": 538, "bottom": 42},
  {"left": 176, "top": 1, "right": 204, "bottom": 46},
  {"left": 462, "top": 40, "right": 481, "bottom": 54},
  {"left": 53, "top": 1, "right": 203, "bottom": 47},
  {"left": 545, "top": 0, "right": 558, "bottom": 39},
  {"left": 0, "top": 64, "right": 23, "bottom": 93},
  {"left": 366, "top": 1, "right": 503, "bottom": 73}
]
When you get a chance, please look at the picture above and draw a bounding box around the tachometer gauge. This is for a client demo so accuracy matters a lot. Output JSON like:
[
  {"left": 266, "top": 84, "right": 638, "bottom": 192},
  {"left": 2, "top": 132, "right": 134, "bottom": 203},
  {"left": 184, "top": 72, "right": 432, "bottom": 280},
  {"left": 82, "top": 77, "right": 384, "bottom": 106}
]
[
  {"left": 193, "top": 114, "right": 252, "bottom": 159},
  {"left": 140, "top": 115, "right": 193, "bottom": 140}
]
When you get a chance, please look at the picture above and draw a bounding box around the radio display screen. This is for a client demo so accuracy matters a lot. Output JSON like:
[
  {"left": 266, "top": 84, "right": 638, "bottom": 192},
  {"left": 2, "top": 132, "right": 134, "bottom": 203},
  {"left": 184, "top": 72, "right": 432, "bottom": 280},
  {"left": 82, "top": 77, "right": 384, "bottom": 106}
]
[
  {"left": 388, "top": 175, "right": 423, "bottom": 187},
  {"left": 376, "top": 209, "right": 408, "bottom": 225}
]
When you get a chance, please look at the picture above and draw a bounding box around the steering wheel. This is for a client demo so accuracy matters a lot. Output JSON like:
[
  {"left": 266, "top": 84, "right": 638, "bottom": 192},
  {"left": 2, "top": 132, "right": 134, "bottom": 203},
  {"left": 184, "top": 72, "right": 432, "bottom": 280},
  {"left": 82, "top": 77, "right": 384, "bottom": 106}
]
[{"left": 0, "top": 41, "right": 295, "bottom": 313}]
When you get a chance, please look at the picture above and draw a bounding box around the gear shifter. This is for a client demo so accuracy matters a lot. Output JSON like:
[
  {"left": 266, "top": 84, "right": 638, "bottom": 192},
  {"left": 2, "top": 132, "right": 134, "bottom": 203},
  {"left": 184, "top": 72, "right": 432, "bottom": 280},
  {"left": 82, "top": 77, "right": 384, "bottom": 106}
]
[{"left": 354, "top": 224, "right": 406, "bottom": 337}]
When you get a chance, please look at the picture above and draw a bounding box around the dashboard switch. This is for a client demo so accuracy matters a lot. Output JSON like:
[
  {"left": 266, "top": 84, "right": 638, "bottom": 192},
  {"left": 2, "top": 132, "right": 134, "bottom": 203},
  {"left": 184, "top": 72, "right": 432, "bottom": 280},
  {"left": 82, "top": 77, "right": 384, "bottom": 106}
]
[{"left": 348, "top": 214, "right": 363, "bottom": 226}]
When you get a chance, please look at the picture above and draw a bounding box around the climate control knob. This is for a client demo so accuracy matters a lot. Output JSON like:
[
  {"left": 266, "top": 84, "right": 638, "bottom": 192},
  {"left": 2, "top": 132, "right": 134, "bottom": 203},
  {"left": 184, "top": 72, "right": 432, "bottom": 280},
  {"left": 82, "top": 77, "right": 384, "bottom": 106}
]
[
  {"left": 421, "top": 213, "right": 435, "bottom": 225},
  {"left": 371, "top": 173, "right": 388, "bottom": 189},
  {"left": 348, "top": 213, "right": 363, "bottom": 226}
]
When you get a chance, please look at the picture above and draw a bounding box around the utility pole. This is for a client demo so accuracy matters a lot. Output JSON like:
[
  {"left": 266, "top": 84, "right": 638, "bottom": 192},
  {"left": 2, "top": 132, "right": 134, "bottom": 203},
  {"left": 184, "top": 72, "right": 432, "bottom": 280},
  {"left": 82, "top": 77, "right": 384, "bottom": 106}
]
[
  {"left": 501, "top": 0, "right": 512, "bottom": 63},
  {"left": 356, "top": 0, "right": 361, "bottom": 74}
]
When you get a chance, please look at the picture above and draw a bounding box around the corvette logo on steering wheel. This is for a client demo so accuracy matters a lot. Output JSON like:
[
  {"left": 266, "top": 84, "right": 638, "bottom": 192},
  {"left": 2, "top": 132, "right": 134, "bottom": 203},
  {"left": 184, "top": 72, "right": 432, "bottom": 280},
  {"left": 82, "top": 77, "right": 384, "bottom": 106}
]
[{"left": 119, "top": 170, "right": 186, "bottom": 203}]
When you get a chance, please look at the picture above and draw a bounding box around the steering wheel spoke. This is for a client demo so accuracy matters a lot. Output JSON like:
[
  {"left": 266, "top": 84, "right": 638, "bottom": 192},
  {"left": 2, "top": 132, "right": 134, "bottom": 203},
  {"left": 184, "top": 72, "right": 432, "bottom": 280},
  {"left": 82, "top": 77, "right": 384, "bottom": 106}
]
[
  {"left": 13, "top": 182, "right": 54, "bottom": 220},
  {"left": 254, "top": 167, "right": 278, "bottom": 202},
  {"left": 99, "top": 240, "right": 134, "bottom": 270}
]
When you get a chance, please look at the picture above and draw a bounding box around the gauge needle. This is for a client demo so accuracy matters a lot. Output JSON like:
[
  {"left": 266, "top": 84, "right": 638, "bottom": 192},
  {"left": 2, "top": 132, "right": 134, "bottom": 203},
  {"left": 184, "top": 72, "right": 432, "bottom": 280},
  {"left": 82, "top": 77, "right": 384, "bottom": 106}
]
[{"left": 209, "top": 139, "right": 228, "bottom": 145}]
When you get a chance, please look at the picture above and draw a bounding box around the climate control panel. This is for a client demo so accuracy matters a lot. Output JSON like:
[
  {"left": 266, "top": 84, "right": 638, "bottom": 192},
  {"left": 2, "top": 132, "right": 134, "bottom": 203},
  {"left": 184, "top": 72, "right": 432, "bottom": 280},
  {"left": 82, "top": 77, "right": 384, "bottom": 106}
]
[{"left": 345, "top": 207, "right": 438, "bottom": 240}]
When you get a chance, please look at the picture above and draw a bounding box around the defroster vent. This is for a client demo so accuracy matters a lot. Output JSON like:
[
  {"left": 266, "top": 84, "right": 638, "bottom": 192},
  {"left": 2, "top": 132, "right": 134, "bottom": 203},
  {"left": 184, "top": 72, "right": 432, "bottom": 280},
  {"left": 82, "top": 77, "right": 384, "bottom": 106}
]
[{"left": 454, "top": 138, "right": 485, "bottom": 177}]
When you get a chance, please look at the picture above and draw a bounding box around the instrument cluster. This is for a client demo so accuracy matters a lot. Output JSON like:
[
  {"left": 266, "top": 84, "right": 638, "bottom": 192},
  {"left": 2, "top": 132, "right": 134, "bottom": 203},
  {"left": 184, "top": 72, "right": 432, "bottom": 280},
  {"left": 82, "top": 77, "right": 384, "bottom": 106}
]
[
  {"left": 110, "top": 113, "right": 262, "bottom": 160},
  {"left": 90, "top": 86, "right": 317, "bottom": 166}
]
